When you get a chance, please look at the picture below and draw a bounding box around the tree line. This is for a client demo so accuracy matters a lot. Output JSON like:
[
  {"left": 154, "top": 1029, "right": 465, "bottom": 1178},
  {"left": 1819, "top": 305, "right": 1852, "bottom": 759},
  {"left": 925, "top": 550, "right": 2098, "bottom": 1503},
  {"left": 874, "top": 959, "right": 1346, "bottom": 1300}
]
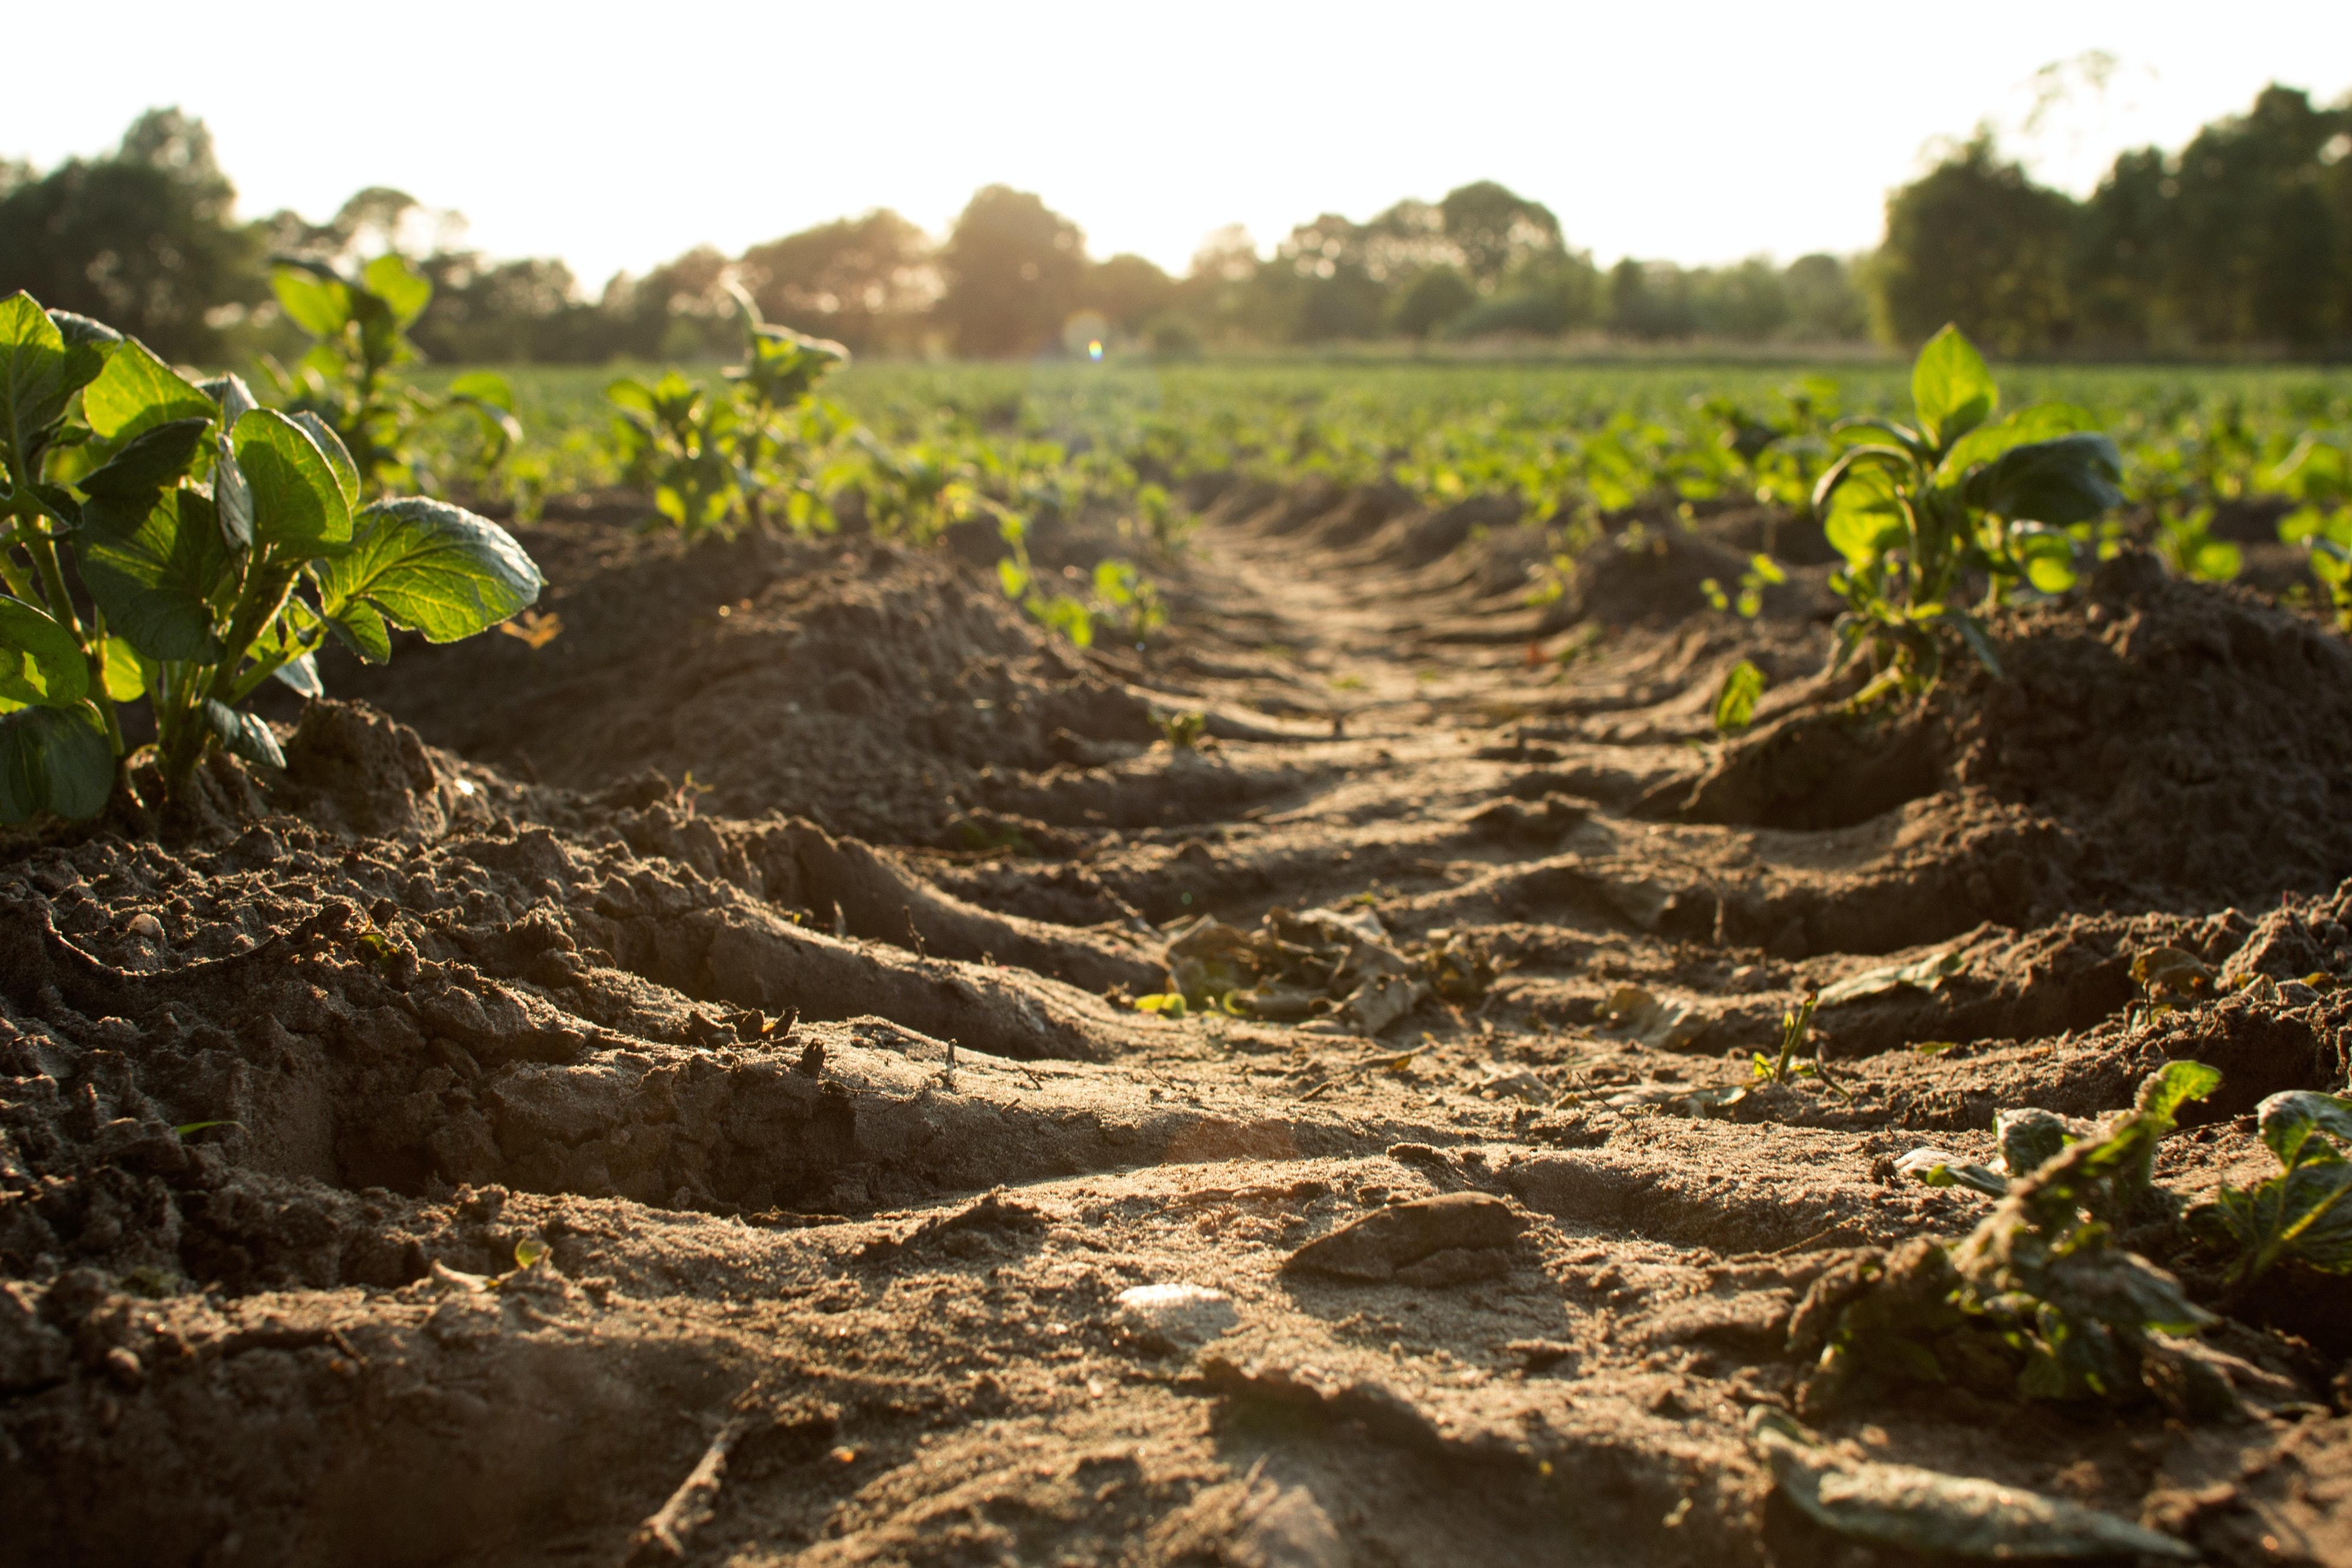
[{"left": 4, "top": 85, "right": 2347, "bottom": 365}]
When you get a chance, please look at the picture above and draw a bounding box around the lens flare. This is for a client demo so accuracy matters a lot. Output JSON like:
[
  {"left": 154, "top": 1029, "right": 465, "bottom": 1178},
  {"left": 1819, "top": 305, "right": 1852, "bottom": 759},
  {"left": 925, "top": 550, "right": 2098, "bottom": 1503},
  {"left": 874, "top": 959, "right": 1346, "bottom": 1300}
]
[{"left": 1088, "top": 339, "right": 1104, "bottom": 361}]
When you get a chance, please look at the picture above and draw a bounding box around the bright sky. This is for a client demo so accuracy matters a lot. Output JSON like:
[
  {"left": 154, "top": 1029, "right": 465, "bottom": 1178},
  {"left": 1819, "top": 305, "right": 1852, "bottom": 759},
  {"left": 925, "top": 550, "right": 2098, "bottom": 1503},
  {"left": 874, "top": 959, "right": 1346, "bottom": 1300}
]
[{"left": 15, "top": 2, "right": 2352, "bottom": 292}]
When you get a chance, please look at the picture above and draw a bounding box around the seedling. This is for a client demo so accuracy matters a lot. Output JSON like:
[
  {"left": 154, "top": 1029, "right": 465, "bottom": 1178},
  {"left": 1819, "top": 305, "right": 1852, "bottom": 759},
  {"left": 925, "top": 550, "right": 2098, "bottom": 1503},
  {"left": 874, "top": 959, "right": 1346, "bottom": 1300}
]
[
  {"left": 1802, "top": 1061, "right": 2221, "bottom": 1410},
  {"left": 1814, "top": 325, "right": 2123, "bottom": 697},
  {"left": 0, "top": 290, "right": 543, "bottom": 820},
  {"left": 2190, "top": 1089, "right": 2352, "bottom": 1291},
  {"left": 1699, "top": 552, "right": 1785, "bottom": 618},
  {"left": 1160, "top": 711, "right": 1207, "bottom": 750},
  {"left": 1752, "top": 991, "right": 1820, "bottom": 1084},
  {"left": 1711, "top": 659, "right": 1766, "bottom": 735}
]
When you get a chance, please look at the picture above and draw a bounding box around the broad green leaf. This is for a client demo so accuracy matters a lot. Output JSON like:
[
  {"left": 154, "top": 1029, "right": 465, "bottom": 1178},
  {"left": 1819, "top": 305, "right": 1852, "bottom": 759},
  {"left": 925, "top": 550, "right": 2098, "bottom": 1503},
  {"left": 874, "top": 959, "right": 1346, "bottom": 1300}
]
[
  {"left": 82, "top": 339, "right": 214, "bottom": 443},
  {"left": 2138, "top": 1059, "right": 2221, "bottom": 1135},
  {"left": 99, "top": 635, "right": 149, "bottom": 703},
  {"left": 288, "top": 411, "right": 360, "bottom": 510},
  {"left": 0, "top": 702, "right": 114, "bottom": 823},
  {"left": 2011, "top": 524, "right": 2080, "bottom": 593},
  {"left": 1936, "top": 403, "right": 2098, "bottom": 486},
  {"left": 317, "top": 497, "right": 543, "bottom": 644},
  {"left": 447, "top": 370, "right": 514, "bottom": 412},
  {"left": 606, "top": 377, "right": 657, "bottom": 417},
  {"left": 0, "top": 596, "right": 89, "bottom": 710},
  {"left": 203, "top": 699, "right": 285, "bottom": 769},
  {"left": 2258, "top": 1091, "right": 2352, "bottom": 1171},
  {"left": 1910, "top": 325, "right": 1997, "bottom": 449},
  {"left": 272, "top": 269, "right": 352, "bottom": 337},
  {"left": 1965, "top": 434, "right": 2125, "bottom": 526},
  {"left": 361, "top": 253, "right": 432, "bottom": 328},
  {"left": 213, "top": 436, "right": 253, "bottom": 549},
  {"left": 48, "top": 309, "right": 122, "bottom": 396},
  {"left": 325, "top": 598, "right": 391, "bottom": 663},
  {"left": 1821, "top": 459, "right": 1907, "bottom": 569},
  {"left": 78, "top": 488, "right": 230, "bottom": 662},
  {"left": 2187, "top": 540, "right": 2243, "bottom": 582},
  {"left": 0, "top": 291, "right": 71, "bottom": 472},
  {"left": 78, "top": 417, "right": 209, "bottom": 503},
  {"left": 232, "top": 409, "right": 352, "bottom": 551}
]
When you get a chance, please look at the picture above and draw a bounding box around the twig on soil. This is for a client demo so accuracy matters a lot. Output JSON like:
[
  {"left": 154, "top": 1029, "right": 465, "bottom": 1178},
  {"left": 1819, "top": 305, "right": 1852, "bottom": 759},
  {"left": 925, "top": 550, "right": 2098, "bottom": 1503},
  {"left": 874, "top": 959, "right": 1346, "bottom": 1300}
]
[{"left": 626, "top": 1413, "right": 753, "bottom": 1564}]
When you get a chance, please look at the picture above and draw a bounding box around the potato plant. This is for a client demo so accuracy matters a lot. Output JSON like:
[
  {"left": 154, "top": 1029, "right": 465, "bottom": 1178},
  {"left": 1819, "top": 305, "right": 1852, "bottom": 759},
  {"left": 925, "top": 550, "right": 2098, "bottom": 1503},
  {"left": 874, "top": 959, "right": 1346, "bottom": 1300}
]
[
  {"left": 606, "top": 289, "right": 850, "bottom": 538},
  {"left": 1814, "top": 325, "right": 2125, "bottom": 694},
  {"left": 268, "top": 254, "right": 520, "bottom": 494},
  {"left": 0, "top": 290, "right": 544, "bottom": 822}
]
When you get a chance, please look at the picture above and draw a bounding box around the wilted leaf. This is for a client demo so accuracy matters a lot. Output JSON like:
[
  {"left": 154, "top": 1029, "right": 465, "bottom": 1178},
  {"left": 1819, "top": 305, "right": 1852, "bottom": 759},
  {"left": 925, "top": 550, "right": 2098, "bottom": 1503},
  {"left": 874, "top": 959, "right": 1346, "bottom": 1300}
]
[
  {"left": 1818, "top": 950, "right": 1962, "bottom": 1007},
  {"left": 1749, "top": 1407, "right": 2196, "bottom": 1560}
]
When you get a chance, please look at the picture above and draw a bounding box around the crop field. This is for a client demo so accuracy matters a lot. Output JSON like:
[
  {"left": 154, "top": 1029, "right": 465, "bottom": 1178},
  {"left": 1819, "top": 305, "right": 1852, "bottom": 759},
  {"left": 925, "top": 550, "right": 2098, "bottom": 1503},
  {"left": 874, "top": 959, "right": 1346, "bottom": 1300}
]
[{"left": 5, "top": 269, "right": 2352, "bottom": 1568}]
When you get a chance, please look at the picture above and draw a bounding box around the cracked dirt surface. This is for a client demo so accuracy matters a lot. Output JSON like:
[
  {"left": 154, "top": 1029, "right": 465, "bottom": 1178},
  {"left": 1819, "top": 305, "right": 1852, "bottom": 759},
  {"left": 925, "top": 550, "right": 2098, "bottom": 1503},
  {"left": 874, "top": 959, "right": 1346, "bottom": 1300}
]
[{"left": 3, "top": 479, "right": 2349, "bottom": 1566}]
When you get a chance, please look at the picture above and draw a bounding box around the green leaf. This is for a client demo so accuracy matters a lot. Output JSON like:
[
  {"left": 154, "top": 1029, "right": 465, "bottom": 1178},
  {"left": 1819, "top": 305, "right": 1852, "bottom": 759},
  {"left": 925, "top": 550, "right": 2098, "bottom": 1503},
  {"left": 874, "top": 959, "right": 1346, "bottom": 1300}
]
[
  {"left": 361, "top": 253, "right": 433, "bottom": 329},
  {"left": 1711, "top": 658, "right": 1765, "bottom": 734},
  {"left": 288, "top": 412, "right": 359, "bottom": 510},
  {"left": 100, "top": 635, "right": 149, "bottom": 703},
  {"left": 2137, "top": 1059, "right": 2221, "bottom": 1136},
  {"left": 0, "top": 596, "right": 89, "bottom": 710},
  {"left": 1818, "top": 455, "right": 1909, "bottom": 569},
  {"left": 48, "top": 309, "right": 122, "bottom": 396},
  {"left": 203, "top": 699, "right": 285, "bottom": 769},
  {"left": 213, "top": 436, "right": 253, "bottom": 549},
  {"left": 82, "top": 340, "right": 214, "bottom": 443},
  {"left": 2011, "top": 525, "right": 2080, "bottom": 593},
  {"left": 1996, "top": 1108, "right": 2071, "bottom": 1179},
  {"left": 197, "top": 372, "right": 258, "bottom": 428},
  {"left": 1965, "top": 434, "right": 2125, "bottom": 527},
  {"left": 1936, "top": 403, "right": 2097, "bottom": 486},
  {"left": 2257, "top": 1090, "right": 2352, "bottom": 1172},
  {"left": 232, "top": 409, "right": 352, "bottom": 551},
  {"left": 316, "top": 497, "right": 543, "bottom": 644},
  {"left": 272, "top": 650, "right": 323, "bottom": 699},
  {"left": 272, "top": 269, "right": 352, "bottom": 337},
  {"left": 0, "top": 702, "right": 114, "bottom": 823},
  {"left": 78, "top": 488, "right": 230, "bottom": 662},
  {"left": 447, "top": 370, "right": 514, "bottom": 412},
  {"left": 325, "top": 599, "right": 391, "bottom": 663},
  {"left": 0, "top": 290, "right": 71, "bottom": 472},
  {"left": 78, "top": 417, "right": 209, "bottom": 504},
  {"left": 605, "top": 377, "right": 657, "bottom": 418},
  {"left": 1910, "top": 325, "right": 1997, "bottom": 449}
]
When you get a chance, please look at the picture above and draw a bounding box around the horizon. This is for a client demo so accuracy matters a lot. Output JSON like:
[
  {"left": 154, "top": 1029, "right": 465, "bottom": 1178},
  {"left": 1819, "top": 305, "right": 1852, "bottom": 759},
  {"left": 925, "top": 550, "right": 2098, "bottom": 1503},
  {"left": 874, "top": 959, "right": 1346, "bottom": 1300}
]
[{"left": 13, "top": 1, "right": 2352, "bottom": 293}]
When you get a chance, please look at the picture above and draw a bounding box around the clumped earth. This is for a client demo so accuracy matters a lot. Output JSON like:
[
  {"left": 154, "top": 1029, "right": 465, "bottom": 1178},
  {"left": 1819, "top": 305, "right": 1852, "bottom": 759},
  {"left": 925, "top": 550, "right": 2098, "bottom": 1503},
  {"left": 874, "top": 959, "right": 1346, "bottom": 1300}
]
[{"left": 4, "top": 477, "right": 2348, "bottom": 1567}]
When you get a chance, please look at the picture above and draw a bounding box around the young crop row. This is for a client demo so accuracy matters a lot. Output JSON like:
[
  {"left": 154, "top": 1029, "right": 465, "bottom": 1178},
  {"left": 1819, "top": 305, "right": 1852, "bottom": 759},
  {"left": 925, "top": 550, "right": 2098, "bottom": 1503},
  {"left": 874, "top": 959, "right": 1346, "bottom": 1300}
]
[{"left": 432, "top": 352, "right": 2352, "bottom": 626}]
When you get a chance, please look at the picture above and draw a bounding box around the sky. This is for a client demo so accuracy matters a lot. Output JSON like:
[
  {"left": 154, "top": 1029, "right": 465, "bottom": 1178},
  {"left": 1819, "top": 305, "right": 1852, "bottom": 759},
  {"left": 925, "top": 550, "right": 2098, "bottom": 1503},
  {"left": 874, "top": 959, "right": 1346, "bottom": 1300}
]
[{"left": 13, "top": 2, "right": 2352, "bottom": 292}]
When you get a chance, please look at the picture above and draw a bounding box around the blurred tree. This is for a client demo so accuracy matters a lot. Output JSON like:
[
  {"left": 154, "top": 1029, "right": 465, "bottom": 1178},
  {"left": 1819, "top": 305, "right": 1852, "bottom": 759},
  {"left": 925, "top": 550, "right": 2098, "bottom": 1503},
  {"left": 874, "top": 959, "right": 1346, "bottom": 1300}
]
[
  {"left": 1782, "top": 253, "right": 1869, "bottom": 340},
  {"left": 2157, "top": 85, "right": 2345, "bottom": 349},
  {"left": 1391, "top": 266, "right": 1476, "bottom": 337},
  {"left": 738, "top": 209, "right": 934, "bottom": 352},
  {"left": 0, "top": 108, "right": 260, "bottom": 360},
  {"left": 1872, "top": 133, "right": 2077, "bottom": 354},
  {"left": 937, "top": 186, "right": 1085, "bottom": 356},
  {"left": 1081, "top": 253, "right": 1178, "bottom": 336},
  {"left": 1438, "top": 180, "right": 1563, "bottom": 289}
]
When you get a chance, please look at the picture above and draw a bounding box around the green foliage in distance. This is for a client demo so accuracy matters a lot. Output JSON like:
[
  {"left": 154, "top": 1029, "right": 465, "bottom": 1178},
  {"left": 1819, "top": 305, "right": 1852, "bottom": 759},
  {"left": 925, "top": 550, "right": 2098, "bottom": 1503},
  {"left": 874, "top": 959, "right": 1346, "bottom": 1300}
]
[
  {"left": 0, "top": 289, "right": 543, "bottom": 820},
  {"left": 1814, "top": 324, "right": 2124, "bottom": 698},
  {"left": 266, "top": 253, "right": 520, "bottom": 494},
  {"left": 2190, "top": 1089, "right": 2352, "bottom": 1290},
  {"left": 606, "top": 287, "right": 852, "bottom": 539}
]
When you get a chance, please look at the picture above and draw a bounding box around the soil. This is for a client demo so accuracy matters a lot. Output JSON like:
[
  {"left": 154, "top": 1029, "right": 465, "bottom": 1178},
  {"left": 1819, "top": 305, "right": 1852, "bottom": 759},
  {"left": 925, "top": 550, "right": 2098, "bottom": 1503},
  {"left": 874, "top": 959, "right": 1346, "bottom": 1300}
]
[{"left": 4, "top": 479, "right": 2348, "bottom": 1567}]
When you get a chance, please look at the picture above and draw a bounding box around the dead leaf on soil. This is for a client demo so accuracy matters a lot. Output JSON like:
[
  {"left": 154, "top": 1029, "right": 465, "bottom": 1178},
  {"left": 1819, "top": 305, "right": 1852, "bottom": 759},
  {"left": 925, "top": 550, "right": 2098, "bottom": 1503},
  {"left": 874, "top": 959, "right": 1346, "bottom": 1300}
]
[
  {"left": 1599, "top": 984, "right": 1705, "bottom": 1050},
  {"left": 1749, "top": 1407, "right": 2198, "bottom": 1560},
  {"left": 1816, "top": 950, "right": 1965, "bottom": 1008}
]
